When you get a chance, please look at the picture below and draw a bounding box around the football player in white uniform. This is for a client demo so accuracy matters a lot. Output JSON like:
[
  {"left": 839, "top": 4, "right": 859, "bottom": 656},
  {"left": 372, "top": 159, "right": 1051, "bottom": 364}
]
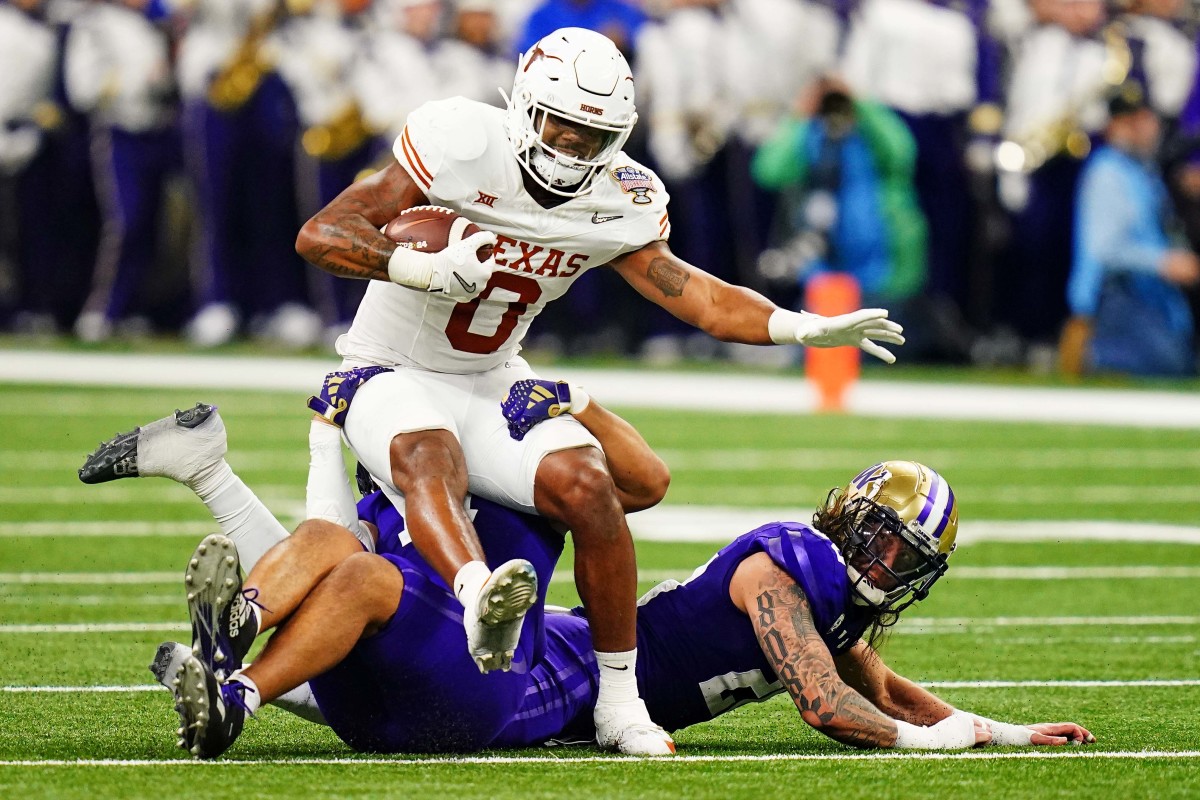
[{"left": 295, "top": 27, "right": 904, "bottom": 756}]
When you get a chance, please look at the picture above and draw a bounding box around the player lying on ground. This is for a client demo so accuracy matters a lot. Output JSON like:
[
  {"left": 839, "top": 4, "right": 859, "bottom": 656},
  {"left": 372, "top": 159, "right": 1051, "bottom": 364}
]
[
  {"left": 80, "top": 396, "right": 1093, "bottom": 758},
  {"left": 293, "top": 25, "right": 905, "bottom": 753}
]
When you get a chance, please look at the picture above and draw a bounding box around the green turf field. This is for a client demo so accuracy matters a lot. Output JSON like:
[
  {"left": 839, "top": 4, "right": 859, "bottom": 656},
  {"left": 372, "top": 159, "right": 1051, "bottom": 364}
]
[{"left": 1, "top": 382, "right": 1199, "bottom": 799}]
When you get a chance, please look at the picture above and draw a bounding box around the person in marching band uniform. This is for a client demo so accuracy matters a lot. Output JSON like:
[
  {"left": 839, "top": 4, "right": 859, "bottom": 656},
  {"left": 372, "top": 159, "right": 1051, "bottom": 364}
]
[
  {"left": 275, "top": 0, "right": 376, "bottom": 344},
  {"left": 177, "top": 0, "right": 318, "bottom": 348},
  {"left": 66, "top": 0, "right": 182, "bottom": 343}
]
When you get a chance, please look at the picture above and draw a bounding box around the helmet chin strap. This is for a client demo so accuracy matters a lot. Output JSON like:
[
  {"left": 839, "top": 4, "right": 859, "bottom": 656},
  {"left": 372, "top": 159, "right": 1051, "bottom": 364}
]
[
  {"left": 530, "top": 149, "right": 587, "bottom": 188},
  {"left": 845, "top": 565, "right": 887, "bottom": 607}
]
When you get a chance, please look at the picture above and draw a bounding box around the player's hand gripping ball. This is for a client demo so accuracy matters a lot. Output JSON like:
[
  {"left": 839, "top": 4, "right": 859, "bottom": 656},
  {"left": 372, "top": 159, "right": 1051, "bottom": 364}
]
[
  {"left": 501, "top": 379, "right": 573, "bottom": 441},
  {"left": 307, "top": 366, "right": 393, "bottom": 427},
  {"left": 383, "top": 206, "right": 497, "bottom": 301}
]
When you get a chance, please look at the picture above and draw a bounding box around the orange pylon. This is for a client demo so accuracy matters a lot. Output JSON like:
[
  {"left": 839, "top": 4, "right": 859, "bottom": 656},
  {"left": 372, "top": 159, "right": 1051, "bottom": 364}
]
[{"left": 804, "top": 273, "right": 862, "bottom": 412}]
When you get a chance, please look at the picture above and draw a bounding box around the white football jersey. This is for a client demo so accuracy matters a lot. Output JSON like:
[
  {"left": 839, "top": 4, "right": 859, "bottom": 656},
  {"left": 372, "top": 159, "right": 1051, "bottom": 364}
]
[{"left": 337, "top": 97, "right": 672, "bottom": 373}]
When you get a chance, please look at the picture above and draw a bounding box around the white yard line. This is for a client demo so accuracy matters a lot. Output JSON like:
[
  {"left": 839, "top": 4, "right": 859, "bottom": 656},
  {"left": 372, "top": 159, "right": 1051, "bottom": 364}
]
[
  {"left": 625, "top": 510, "right": 1200, "bottom": 544},
  {"left": 552, "top": 566, "right": 1200, "bottom": 583},
  {"left": 0, "top": 573, "right": 178, "bottom": 584},
  {"left": 0, "top": 751, "right": 1198, "bottom": 767},
  {"left": 900, "top": 616, "right": 1200, "bottom": 633},
  {"left": 0, "top": 622, "right": 187, "bottom": 633},
  {"left": 655, "top": 448, "right": 1200, "bottom": 471},
  {"left": 3, "top": 350, "right": 1199, "bottom": 429},
  {"left": 0, "top": 522, "right": 213, "bottom": 537}
]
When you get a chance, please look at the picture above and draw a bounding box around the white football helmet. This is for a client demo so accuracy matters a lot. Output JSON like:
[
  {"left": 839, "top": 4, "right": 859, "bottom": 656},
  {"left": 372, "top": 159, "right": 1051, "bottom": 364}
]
[{"left": 502, "top": 27, "right": 638, "bottom": 197}]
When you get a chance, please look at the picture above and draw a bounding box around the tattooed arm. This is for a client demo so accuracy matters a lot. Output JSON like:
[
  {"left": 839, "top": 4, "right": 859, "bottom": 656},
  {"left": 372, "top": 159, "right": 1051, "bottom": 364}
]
[
  {"left": 834, "top": 640, "right": 954, "bottom": 726},
  {"left": 609, "top": 241, "right": 777, "bottom": 344},
  {"left": 835, "top": 640, "right": 1096, "bottom": 746},
  {"left": 727, "top": 553, "right": 901, "bottom": 748},
  {"left": 610, "top": 240, "right": 904, "bottom": 362},
  {"left": 295, "top": 160, "right": 429, "bottom": 281}
]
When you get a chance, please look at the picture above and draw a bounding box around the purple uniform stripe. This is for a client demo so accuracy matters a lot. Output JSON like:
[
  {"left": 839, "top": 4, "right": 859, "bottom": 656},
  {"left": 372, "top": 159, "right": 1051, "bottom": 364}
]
[
  {"left": 916, "top": 471, "right": 942, "bottom": 527},
  {"left": 852, "top": 464, "right": 883, "bottom": 489},
  {"left": 933, "top": 482, "right": 956, "bottom": 540}
]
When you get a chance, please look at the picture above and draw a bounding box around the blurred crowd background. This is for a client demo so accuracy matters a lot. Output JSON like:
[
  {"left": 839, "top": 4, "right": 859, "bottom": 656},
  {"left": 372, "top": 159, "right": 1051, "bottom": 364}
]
[{"left": 3, "top": 0, "right": 1200, "bottom": 375}]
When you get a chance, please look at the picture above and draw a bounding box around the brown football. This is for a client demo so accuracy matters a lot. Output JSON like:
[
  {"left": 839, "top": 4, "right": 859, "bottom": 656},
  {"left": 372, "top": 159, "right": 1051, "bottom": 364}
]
[{"left": 382, "top": 205, "right": 493, "bottom": 261}]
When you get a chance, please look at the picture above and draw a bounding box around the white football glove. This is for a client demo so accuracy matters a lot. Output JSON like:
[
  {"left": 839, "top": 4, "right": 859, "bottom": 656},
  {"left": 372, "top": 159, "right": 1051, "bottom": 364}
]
[
  {"left": 768, "top": 308, "right": 905, "bottom": 364},
  {"left": 387, "top": 228, "right": 498, "bottom": 302},
  {"left": 894, "top": 711, "right": 985, "bottom": 749}
]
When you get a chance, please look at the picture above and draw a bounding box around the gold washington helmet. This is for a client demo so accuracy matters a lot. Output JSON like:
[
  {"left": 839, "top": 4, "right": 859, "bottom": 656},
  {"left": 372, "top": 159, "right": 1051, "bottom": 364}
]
[{"left": 825, "top": 461, "right": 959, "bottom": 614}]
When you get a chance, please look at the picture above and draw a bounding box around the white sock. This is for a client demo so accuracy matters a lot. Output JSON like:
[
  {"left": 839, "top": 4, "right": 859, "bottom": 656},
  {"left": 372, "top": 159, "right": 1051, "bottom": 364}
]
[
  {"left": 454, "top": 561, "right": 491, "bottom": 609},
  {"left": 189, "top": 462, "right": 288, "bottom": 572},
  {"left": 228, "top": 670, "right": 262, "bottom": 715},
  {"left": 271, "top": 681, "right": 327, "bottom": 725},
  {"left": 595, "top": 648, "right": 640, "bottom": 705}
]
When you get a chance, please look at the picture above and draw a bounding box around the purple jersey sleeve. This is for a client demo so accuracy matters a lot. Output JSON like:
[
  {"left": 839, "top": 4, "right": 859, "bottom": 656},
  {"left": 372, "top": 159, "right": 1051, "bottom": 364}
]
[{"left": 633, "top": 522, "right": 874, "bottom": 732}]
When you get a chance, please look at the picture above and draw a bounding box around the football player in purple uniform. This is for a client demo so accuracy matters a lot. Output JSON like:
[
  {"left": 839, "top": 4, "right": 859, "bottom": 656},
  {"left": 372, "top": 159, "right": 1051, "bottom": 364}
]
[{"left": 81, "top": 378, "right": 1092, "bottom": 758}]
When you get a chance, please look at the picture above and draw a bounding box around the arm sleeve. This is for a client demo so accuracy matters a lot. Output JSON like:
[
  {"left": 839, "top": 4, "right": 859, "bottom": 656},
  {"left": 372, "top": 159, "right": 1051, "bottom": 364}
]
[{"left": 305, "top": 421, "right": 373, "bottom": 552}]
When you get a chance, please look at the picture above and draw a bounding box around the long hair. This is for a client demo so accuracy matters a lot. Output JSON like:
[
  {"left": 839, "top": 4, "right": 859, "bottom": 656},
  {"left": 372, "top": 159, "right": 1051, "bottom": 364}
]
[{"left": 811, "top": 488, "right": 899, "bottom": 651}]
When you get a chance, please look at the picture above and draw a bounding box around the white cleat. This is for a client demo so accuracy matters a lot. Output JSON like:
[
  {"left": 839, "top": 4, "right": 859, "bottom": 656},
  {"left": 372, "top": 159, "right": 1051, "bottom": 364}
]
[
  {"left": 149, "top": 641, "right": 192, "bottom": 690},
  {"left": 464, "top": 559, "right": 537, "bottom": 674},
  {"left": 594, "top": 698, "right": 676, "bottom": 756},
  {"left": 78, "top": 403, "right": 227, "bottom": 486}
]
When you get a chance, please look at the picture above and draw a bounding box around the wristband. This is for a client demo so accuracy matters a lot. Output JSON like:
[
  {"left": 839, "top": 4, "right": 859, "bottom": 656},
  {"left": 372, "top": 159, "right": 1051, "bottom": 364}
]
[
  {"left": 567, "top": 384, "right": 591, "bottom": 416},
  {"left": 767, "top": 309, "right": 803, "bottom": 345},
  {"left": 893, "top": 714, "right": 976, "bottom": 749},
  {"left": 894, "top": 720, "right": 938, "bottom": 749},
  {"left": 386, "top": 245, "right": 435, "bottom": 289},
  {"left": 961, "top": 713, "right": 1033, "bottom": 746}
]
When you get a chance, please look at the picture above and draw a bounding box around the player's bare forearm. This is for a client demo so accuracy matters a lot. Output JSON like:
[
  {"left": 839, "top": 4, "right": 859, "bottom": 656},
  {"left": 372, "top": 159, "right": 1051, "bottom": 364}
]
[
  {"left": 743, "top": 562, "right": 899, "bottom": 748},
  {"left": 835, "top": 643, "right": 953, "bottom": 726},
  {"left": 295, "top": 160, "right": 427, "bottom": 281},
  {"left": 611, "top": 242, "right": 776, "bottom": 343},
  {"left": 300, "top": 211, "right": 396, "bottom": 280},
  {"left": 571, "top": 401, "right": 670, "bottom": 512}
]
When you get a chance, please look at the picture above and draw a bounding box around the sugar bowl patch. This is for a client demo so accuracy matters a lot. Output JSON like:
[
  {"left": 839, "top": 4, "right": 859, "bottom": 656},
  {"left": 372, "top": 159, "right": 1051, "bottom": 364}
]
[{"left": 612, "top": 166, "right": 655, "bottom": 204}]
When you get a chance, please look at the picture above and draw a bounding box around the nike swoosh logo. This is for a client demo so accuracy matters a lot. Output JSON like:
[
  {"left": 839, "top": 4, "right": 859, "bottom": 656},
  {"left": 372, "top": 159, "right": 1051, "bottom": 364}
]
[
  {"left": 452, "top": 272, "right": 477, "bottom": 294},
  {"left": 603, "top": 664, "right": 630, "bottom": 671},
  {"left": 591, "top": 213, "right": 623, "bottom": 224}
]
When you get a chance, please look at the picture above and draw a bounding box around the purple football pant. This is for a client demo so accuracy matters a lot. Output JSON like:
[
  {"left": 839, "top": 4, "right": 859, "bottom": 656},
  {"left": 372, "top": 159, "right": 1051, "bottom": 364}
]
[{"left": 307, "top": 495, "right": 563, "bottom": 753}]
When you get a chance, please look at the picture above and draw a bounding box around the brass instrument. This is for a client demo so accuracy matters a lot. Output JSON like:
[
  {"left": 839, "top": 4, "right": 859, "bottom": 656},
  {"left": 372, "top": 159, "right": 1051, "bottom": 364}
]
[
  {"left": 999, "top": 21, "right": 1133, "bottom": 174},
  {"left": 207, "top": 2, "right": 284, "bottom": 112},
  {"left": 302, "top": 101, "right": 372, "bottom": 162}
]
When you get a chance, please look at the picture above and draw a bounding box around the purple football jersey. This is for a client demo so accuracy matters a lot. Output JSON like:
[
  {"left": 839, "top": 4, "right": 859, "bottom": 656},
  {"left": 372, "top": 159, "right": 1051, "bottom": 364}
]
[{"left": 496, "top": 522, "right": 874, "bottom": 744}]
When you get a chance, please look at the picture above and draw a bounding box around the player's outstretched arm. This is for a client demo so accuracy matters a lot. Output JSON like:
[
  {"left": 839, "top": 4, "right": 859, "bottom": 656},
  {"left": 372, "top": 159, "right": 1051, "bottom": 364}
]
[
  {"left": 835, "top": 641, "right": 1096, "bottom": 747},
  {"left": 610, "top": 241, "right": 905, "bottom": 363},
  {"left": 729, "top": 554, "right": 988, "bottom": 750},
  {"left": 501, "top": 380, "right": 670, "bottom": 512},
  {"left": 296, "top": 160, "right": 428, "bottom": 281}
]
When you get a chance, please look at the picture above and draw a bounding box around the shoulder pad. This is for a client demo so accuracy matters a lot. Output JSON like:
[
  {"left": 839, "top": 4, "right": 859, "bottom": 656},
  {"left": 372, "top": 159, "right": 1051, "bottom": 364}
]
[{"left": 394, "top": 97, "right": 496, "bottom": 200}]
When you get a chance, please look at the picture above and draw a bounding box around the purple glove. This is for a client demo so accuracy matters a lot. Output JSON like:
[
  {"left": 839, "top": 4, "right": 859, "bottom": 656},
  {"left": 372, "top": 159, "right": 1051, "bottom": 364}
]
[
  {"left": 307, "top": 366, "right": 393, "bottom": 427},
  {"left": 501, "top": 379, "right": 573, "bottom": 441}
]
